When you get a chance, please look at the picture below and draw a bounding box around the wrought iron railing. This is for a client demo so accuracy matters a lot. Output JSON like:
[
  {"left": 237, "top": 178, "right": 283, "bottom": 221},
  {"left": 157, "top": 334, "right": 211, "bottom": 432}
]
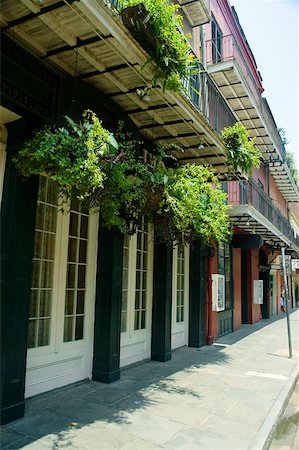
[
  {"left": 105, "top": 0, "right": 236, "bottom": 135},
  {"left": 223, "top": 180, "right": 299, "bottom": 248},
  {"left": 206, "top": 34, "right": 286, "bottom": 161}
]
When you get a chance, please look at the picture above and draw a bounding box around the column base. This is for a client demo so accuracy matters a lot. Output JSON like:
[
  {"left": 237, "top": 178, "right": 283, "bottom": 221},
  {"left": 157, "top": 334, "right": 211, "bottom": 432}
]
[
  {"left": 93, "top": 369, "right": 120, "bottom": 384},
  {"left": 0, "top": 401, "right": 25, "bottom": 425}
]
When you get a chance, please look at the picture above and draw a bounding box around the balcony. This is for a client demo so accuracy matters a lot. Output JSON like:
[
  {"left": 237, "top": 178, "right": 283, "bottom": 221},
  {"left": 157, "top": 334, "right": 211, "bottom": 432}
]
[
  {"left": 223, "top": 179, "right": 299, "bottom": 253},
  {"left": 206, "top": 34, "right": 299, "bottom": 201},
  {"left": 177, "top": 0, "right": 210, "bottom": 27},
  {"left": 1, "top": 0, "right": 239, "bottom": 176}
]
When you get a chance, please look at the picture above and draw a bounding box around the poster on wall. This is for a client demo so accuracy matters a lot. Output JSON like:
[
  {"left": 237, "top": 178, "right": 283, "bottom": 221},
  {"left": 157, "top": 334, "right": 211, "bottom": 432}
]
[
  {"left": 212, "top": 274, "right": 225, "bottom": 311},
  {"left": 253, "top": 280, "right": 263, "bottom": 304}
]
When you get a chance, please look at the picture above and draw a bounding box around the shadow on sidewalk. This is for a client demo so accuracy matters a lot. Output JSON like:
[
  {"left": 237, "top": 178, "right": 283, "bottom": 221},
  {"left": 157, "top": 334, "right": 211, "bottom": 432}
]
[{"left": 2, "top": 346, "right": 231, "bottom": 449}]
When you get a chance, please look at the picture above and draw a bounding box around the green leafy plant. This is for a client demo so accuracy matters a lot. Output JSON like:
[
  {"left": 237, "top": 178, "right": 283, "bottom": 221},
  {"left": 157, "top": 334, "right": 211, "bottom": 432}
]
[
  {"left": 155, "top": 165, "right": 232, "bottom": 244},
  {"left": 120, "top": 0, "right": 198, "bottom": 92},
  {"left": 13, "top": 110, "right": 118, "bottom": 200},
  {"left": 221, "top": 123, "right": 262, "bottom": 174},
  {"left": 14, "top": 112, "right": 231, "bottom": 245}
]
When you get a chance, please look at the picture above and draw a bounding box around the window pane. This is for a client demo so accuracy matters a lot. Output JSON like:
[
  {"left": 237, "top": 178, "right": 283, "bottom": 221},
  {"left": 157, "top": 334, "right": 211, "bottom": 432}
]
[
  {"left": 141, "top": 311, "right": 146, "bottom": 329},
  {"left": 79, "top": 240, "right": 87, "bottom": 263},
  {"left": 78, "top": 265, "right": 86, "bottom": 288},
  {"left": 32, "top": 260, "right": 40, "bottom": 287},
  {"left": 38, "top": 318, "right": 50, "bottom": 346},
  {"left": 44, "top": 205, "right": 57, "bottom": 232},
  {"left": 75, "top": 316, "right": 84, "bottom": 340},
  {"left": 67, "top": 264, "right": 76, "bottom": 288},
  {"left": 34, "top": 231, "right": 43, "bottom": 259},
  {"left": 64, "top": 317, "right": 73, "bottom": 342},
  {"left": 40, "top": 261, "right": 54, "bottom": 288},
  {"left": 142, "top": 291, "right": 146, "bottom": 309},
  {"left": 68, "top": 238, "right": 77, "bottom": 262},
  {"left": 29, "top": 290, "right": 38, "bottom": 318},
  {"left": 39, "top": 290, "right": 52, "bottom": 317},
  {"left": 27, "top": 320, "right": 36, "bottom": 348},
  {"left": 135, "top": 291, "right": 140, "bottom": 310},
  {"left": 76, "top": 291, "right": 85, "bottom": 314},
  {"left": 136, "top": 271, "right": 141, "bottom": 289},
  {"left": 121, "top": 311, "right": 127, "bottom": 333},
  {"left": 80, "top": 216, "right": 88, "bottom": 239},
  {"left": 122, "top": 290, "right": 128, "bottom": 310},
  {"left": 65, "top": 290, "right": 74, "bottom": 315},
  {"left": 35, "top": 203, "right": 44, "bottom": 230},
  {"left": 123, "top": 248, "right": 129, "bottom": 268},
  {"left": 69, "top": 212, "right": 79, "bottom": 237},
  {"left": 134, "top": 311, "right": 140, "bottom": 330},
  {"left": 42, "top": 233, "right": 55, "bottom": 260}
]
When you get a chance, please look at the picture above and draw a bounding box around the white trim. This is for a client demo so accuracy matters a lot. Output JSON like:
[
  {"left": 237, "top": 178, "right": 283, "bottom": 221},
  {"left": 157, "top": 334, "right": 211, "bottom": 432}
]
[{"left": 171, "top": 244, "right": 190, "bottom": 350}]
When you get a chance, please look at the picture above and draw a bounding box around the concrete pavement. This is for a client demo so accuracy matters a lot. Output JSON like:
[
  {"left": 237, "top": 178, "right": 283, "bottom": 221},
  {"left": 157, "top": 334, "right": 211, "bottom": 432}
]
[{"left": 1, "top": 310, "right": 299, "bottom": 450}]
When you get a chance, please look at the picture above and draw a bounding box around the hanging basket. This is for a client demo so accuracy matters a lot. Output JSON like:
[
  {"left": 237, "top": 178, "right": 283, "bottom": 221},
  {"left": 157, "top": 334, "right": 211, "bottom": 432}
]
[{"left": 121, "top": 4, "right": 156, "bottom": 55}]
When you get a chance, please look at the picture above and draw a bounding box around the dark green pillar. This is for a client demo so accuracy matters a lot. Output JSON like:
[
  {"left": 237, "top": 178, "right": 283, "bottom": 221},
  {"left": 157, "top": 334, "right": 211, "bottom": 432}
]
[
  {"left": 189, "top": 240, "right": 206, "bottom": 348},
  {"left": 93, "top": 225, "right": 124, "bottom": 383},
  {"left": 1, "top": 119, "right": 38, "bottom": 424},
  {"left": 151, "top": 242, "right": 173, "bottom": 362}
]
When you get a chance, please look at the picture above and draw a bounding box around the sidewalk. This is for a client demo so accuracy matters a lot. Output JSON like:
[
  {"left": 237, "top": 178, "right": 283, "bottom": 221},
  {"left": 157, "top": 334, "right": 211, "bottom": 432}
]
[{"left": 1, "top": 310, "right": 299, "bottom": 450}]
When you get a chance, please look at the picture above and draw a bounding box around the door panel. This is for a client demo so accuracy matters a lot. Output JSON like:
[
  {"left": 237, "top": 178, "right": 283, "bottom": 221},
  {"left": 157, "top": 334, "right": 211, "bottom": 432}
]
[
  {"left": 26, "top": 178, "right": 98, "bottom": 397},
  {"left": 120, "top": 221, "right": 153, "bottom": 367}
]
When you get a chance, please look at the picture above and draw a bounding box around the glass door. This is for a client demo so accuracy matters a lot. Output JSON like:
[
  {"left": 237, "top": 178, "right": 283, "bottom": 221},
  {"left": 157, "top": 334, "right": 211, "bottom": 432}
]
[{"left": 26, "top": 177, "right": 98, "bottom": 397}]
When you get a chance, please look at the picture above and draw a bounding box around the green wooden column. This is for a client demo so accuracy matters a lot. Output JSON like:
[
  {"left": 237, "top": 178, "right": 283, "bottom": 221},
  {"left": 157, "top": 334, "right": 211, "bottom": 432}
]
[
  {"left": 92, "top": 225, "right": 124, "bottom": 383},
  {"left": 151, "top": 241, "right": 173, "bottom": 362},
  {"left": 189, "top": 240, "right": 206, "bottom": 348},
  {"left": 0, "top": 120, "right": 38, "bottom": 424}
]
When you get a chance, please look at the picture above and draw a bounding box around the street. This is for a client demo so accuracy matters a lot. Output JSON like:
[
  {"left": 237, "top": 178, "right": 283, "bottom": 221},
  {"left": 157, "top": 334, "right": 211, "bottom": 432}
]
[{"left": 270, "top": 380, "right": 299, "bottom": 450}]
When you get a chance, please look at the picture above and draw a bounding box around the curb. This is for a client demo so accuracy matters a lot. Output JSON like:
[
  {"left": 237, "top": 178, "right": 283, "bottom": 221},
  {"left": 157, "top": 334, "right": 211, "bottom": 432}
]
[{"left": 249, "top": 360, "right": 299, "bottom": 450}]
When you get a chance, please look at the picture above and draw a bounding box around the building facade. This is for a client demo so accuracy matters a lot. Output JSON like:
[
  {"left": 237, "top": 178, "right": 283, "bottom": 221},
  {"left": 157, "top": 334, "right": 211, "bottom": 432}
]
[{"left": 1, "top": 0, "right": 298, "bottom": 425}]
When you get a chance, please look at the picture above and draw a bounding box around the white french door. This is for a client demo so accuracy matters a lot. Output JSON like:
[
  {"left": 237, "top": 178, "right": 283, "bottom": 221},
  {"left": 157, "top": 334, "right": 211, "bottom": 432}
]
[
  {"left": 25, "top": 177, "right": 98, "bottom": 397},
  {"left": 120, "top": 221, "right": 153, "bottom": 367},
  {"left": 171, "top": 244, "right": 189, "bottom": 350}
]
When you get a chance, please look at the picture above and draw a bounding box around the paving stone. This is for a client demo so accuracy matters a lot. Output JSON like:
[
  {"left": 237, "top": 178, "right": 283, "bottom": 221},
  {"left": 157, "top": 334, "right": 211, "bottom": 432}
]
[{"left": 1, "top": 310, "right": 299, "bottom": 450}]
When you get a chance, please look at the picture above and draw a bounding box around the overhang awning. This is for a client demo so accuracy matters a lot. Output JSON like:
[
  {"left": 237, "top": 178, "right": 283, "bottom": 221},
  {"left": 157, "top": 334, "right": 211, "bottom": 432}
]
[{"left": 0, "top": 0, "right": 239, "bottom": 176}]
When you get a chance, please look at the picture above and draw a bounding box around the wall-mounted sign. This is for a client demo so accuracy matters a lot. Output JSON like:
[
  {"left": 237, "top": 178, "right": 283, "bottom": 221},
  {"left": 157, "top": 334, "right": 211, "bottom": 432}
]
[
  {"left": 212, "top": 274, "right": 225, "bottom": 312},
  {"left": 253, "top": 280, "right": 263, "bottom": 304}
]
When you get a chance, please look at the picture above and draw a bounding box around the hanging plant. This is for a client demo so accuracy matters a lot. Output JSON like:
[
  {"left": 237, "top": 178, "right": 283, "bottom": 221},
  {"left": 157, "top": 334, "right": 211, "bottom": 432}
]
[
  {"left": 154, "top": 165, "right": 232, "bottom": 245},
  {"left": 119, "top": 0, "right": 198, "bottom": 92},
  {"left": 13, "top": 110, "right": 118, "bottom": 200},
  {"left": 14, "top": 111, "right": 231, "bottom": 245},
  {"left": 221, "top": 123, "right": 262, "bottom": 174},
  {"left": 88, "top": 124, "right": 172, "bottom": 235}
]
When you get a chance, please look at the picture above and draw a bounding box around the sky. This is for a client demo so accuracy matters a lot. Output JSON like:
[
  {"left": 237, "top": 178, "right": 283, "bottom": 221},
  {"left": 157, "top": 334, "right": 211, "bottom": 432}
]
[{"left": 229, "top": 0, "right": 299, "bottom": 167}]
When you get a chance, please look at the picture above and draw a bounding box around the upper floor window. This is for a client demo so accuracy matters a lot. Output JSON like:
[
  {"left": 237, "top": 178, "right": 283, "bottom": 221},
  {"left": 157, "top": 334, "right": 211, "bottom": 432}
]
[{"left": 211, "top": 16, "right": 223, "bottom": 63}]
